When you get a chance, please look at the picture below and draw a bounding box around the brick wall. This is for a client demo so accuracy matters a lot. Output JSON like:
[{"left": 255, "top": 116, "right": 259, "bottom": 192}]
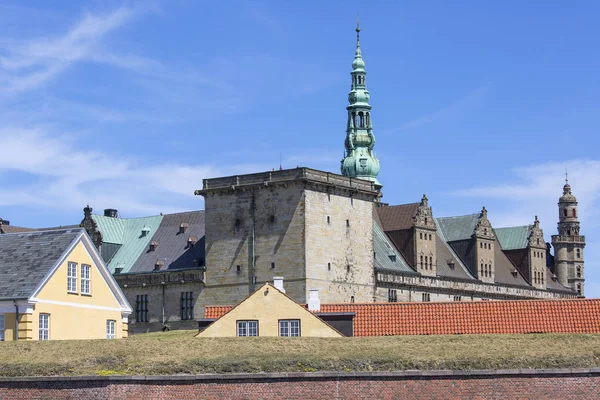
[{"left": 1, "top": 369, "right": 599, "bottom": 399}]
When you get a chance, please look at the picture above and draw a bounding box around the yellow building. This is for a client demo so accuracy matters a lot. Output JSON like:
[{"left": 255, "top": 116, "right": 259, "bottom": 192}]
[
  {"left": 197, "top": 280, "right": 342, "bottom": 337},
  {"left": 0, "top": 229, "right": 132, "bottom": 341}
]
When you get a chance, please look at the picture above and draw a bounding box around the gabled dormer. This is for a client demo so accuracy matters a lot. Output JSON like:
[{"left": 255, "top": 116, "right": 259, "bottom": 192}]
[{"left": 474, "top": 207, "right": 495, "bottom": 283}]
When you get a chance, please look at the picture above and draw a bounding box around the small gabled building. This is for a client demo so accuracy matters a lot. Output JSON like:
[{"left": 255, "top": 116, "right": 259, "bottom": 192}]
[
  {"left": 198, "top": 280, "right": 342, "bottom": 338},
  {"left": 0, "top": 229, "right": 131, "bottom": 341}
]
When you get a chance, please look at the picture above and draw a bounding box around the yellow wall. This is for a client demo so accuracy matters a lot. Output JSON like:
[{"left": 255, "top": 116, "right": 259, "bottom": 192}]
[
  {"left": 1, "top": 313, "right": 16, "bottom": 341},
  {"left": 29, "top": 241, "right": 127, "bottom": 340},
  {"left": 198, "top": 284, "right": 341, "bottom": 337}
]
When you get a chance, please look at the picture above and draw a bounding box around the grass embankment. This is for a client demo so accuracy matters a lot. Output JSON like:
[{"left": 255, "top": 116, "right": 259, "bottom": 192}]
[{"left": 1, "top": 331, "right": 600, "bottom": 376}]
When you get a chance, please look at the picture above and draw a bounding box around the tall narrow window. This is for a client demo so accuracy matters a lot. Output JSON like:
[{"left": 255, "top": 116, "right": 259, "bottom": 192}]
[
  {"left": 388, "top": 289, "right": 398, "bottom": 303},
  {"left": 0, "top": 315, "right": 4, "bottom": 341},
  {"left": 106, "top": 320, "right": 116, "bottom": 339},
  {"left": 279, "top": 320, "right": 300, "bottom": 337},
  {"left": 81, "top": 264, "right": 91, "bottom": 295},
  {"left": 180, "top": 292, "right": 194, "bottom": 320},
  {"left": 39, "top": 314, "right": 50, "bottom": 341},
  {"left": 576, "top": 249, "right": 581, "bottom": 259},
  {"left": 135, "top": 295, "right": 149, "bottom": 323},
  {"left": 67, "top": 262, "right": 77, "bottom": 293},
  {"left": 577, "top": 266, "right": 582, "bottom": 278},
  {"left": 572, "top": 209, "right": 577, "bottom": 217},
  {"left": 422, "top": 293, "right": 431, "bottom": 302},
  {"left": 577, "top": 283, "right": 582, "bottom": 296},
  {"left": 237, "top": 320, "right": 258, "bottom": 337},
  {"left": 563, "top": 209, "right": 567, "bottom": 217}
]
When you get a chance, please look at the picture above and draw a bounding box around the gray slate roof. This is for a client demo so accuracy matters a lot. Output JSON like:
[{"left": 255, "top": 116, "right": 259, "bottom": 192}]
[
  {"left": 129, "top": 211, "right": 205, "bottom": 273},
  {"left": 434, "top": 221, "right": 475, "bottom": 280},
  {"left": 436, "top": 213, "right": 480, "bottom": 242},
  {"left": 373, "top": 219, "right": 417, "bottom": 275},
  {"left": 0, "top": 229, "right": 82, "bottom": 300}
]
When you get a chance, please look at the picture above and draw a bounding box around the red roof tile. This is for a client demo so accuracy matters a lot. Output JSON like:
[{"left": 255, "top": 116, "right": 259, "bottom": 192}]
[{"left": 205, "top": 299, "right": 600, "bottom": 336}]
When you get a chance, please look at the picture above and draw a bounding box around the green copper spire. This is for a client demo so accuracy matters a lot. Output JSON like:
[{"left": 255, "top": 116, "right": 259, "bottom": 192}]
[{"left": 341, "top": 20, "right": 381, "bottom": 188}]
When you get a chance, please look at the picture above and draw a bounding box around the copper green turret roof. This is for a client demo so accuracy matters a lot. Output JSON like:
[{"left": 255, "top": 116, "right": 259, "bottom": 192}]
[{"left": 341, "top": 20, "right": 381, "bottom": 187}]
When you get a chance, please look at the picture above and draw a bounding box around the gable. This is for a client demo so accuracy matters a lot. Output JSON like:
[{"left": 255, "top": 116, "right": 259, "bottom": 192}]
[
  {"left": 30, "top": 233, "right": 132, "bottom": 313},
  {"left": 198, "top": 284, "right": 342, "bottom": 337},
  {"left": 0, "top": 229, "right": 81, "bottom": 300}
]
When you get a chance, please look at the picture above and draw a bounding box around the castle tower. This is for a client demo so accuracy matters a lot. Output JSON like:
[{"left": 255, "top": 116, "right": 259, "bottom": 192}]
[
  {"left": 552, "top": 178, "right": 586, "bottom": 296},
  {"left": 341, "top": 21, "right": 381, "bottom": 187}
]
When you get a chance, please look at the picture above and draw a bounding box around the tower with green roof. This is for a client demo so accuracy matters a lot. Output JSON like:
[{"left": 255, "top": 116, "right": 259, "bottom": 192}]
[{"left": 341, "top": 21, "right": 381, "bottom": 188}]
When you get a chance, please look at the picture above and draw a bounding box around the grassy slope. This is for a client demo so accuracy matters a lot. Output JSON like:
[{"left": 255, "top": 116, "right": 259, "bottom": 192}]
[{"left": 1, "top": 331, "right": 600, "bottom": 376}]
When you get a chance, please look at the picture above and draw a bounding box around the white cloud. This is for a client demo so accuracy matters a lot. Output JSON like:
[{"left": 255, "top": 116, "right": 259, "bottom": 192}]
[
  {"left": 0, "top": 127, "right": 270, "bottom": 216},
  {"left": 0, "top": 7, "right": 135, "bottom": 93}
]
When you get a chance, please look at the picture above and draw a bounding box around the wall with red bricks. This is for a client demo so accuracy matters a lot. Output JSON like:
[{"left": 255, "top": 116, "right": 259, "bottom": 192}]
[{"left": 1, "top": 369, "right": 599, "bottom": 400}]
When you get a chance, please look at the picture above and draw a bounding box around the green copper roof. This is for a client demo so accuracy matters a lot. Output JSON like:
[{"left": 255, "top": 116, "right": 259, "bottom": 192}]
[
  {"left": 495, "top": 225, "right": 532, "bottom": 250},
  {"left": 93, "top": 214, "right": 163, "bottom": 273},
  {"left": 435, "top": 214, "right": 479, "bottom": 242},
  {"left": 91, "top": 215, "right": 125, "bottom": 244},
  {"left": 341, "top": 21, "right": 381, "bottom": 187}
]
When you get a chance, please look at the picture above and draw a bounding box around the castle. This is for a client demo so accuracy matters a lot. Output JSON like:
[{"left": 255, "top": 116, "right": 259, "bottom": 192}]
[{"left": 0, "top": 25, "right": 586, "bottom": 333}]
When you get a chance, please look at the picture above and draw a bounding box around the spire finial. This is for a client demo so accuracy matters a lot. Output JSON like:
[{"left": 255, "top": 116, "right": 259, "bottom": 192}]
[
  {"left": 565, "top": 167, "right": 568, "bottom": 183},
  {"left": 356, "top": 14, "right": 361, "bottom": 42}
]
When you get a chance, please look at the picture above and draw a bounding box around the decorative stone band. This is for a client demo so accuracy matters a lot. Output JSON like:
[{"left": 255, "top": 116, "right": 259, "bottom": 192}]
[
  {"left": 114, "top": 269, "right": 205, "bottom": 288},
  {"left": 196, "top": 168, "right": 380, "bottom": 198},
  {"left": 551, "top": 235, "right": 586, "bottom": 244},
  {"left": 376, "top": 272, "right": 576, "bottom": 300}
]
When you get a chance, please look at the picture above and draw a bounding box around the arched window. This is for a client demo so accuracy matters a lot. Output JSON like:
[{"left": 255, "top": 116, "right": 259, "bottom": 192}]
[
  {"left": 577, "top": 283, "right": 582, "bottom": 295},
  {"left": 536, "top": 238, "right": 540, "bottom": 245},
  {"left": 576, "top": 249, "right": 581, "bottom": 258},
  {"left": 577, "top": 265, "right": 582, "bottom": 278},
  {"left": 563, "top": 209, "right": 567, "bottom": 217},
  {"left": 572, "top": 209, "right": 577, "bottom": 217},
  {"left": 567, "top": 230, "right": 571, "bottom": 236}
]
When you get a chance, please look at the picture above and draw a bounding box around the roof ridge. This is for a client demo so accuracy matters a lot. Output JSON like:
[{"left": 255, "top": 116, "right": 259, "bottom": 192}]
[
  {"left": 0, "top": 227, "right": 84, "bottom": 236},
  {"left": 436, "top": 213, "right": 480, "bottom": 220}
]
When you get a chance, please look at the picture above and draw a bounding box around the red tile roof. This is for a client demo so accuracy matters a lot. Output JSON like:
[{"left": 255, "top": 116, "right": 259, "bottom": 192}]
[{"left": 205, "top": 299, "right": 600, "bottom": 336}]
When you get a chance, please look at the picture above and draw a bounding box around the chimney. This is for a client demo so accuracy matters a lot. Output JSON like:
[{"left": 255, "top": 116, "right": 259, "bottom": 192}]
[
  {"left": 104, "top": 209, "right": 119, "bottom": 218},
  {"left": 273, "top": 277, "right": 285, "bottom": 293},
  {"left": 308, "top": 289, "right": 321, "bottom": 312}
]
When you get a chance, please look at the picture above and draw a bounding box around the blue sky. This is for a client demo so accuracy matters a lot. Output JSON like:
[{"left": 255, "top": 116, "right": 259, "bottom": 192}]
[{"left": 0, "top": 1, "right": 598, "bottom": 295}]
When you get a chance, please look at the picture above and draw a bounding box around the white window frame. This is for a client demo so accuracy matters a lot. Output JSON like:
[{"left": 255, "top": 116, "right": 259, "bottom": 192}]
[
  {"left": 39, "top": 314, "right": 50, "bottom": 341},
  {"left": 279, "top": 319, "right": 300, "bottom": 337},
  {"left": 237, "top": 320, "right": 258, "bottom": 337},
  {"left": 0, "top": 315, "right": 4, "bottom": 341},
  {"left": 106, "top": 320, "right": 116, "bottom": 339},
  {"left": 67, "top": 262, "right": 78, "bottom": 293},
  {"left": 81, "top": 264, "right": 91, "bottom": 295}
]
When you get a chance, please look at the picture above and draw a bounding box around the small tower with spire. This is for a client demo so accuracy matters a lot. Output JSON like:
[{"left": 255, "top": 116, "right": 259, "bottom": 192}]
[
  {"left": 341, "top": 20, "right": 381, "bottom": 187},
  {"left": 551, "top": 175, "right": 586, "bottom": 296}
]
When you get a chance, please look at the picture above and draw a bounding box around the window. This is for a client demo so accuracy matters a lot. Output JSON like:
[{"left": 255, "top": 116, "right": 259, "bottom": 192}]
[
  {"left": 388, "top": 289, "right": 398, "bottom": 303},
  {"left": 346, "top": 219, "right": 350, "bottom": 228},
  {"left": 328, "top": 262, "right": 331, "bottom": 271},
  {"left": 350, "top": 296, "right": 355, "bottom": 303},
  {"left": 0, "top": 315, "right": 4, "bottom": 341},
  {"left": 563, "top": 209, "right": 567, "bottom": 217},
  {"left": 453, "top": 296, "right": 462, "bottom": 301},
  {"left": 429, "top": 234, "right": 432, "bottom": 240},
  {"left": 236, "top": 265, "right": 241, "bottom": 274},
  {"left": 576, "top": 249, "right": 581, "bottom": 259},
  {"left": 577, "top": 266, "right": 582, "bottom": 278},
  {"left": 67, "top": 262, "right": 77, "bottom": 293},
  {"left": 81, "top": 264, "right": 91, "bottom": 295},
  {"left": 39, "top": 314, "right": 49, "bottom": 341},
  {"left": 420, "top": 232, "right": 423, "bottom": 239},
  {"left": 181, "top": 292, "right": 194, "bottom": 320},
  {"left": 422, "top": 293, "right": 431, "bottom": 302},
  {"left": 271, "top": 262, "right": 275, "bottom": 269},
  {"left": 237, "top": 320, "right": 258, "bottom": 336},
  {"left": 577, "top": 283, "right": 582, "bottom": 296},
  {"left": 135, "top": 295, "right": 149, "bottom": 323},
  {"left": 326, "top": 216, "right": 331, "bottom": 224},
  {"left": 279, "top": 320, "right": 300, "bottom": 337},
  {"left": 480, "top": 242, "right": 483, "bottom": 249},
  {"left": 106, "top": 320, "right": 115, "bottom": 339}
]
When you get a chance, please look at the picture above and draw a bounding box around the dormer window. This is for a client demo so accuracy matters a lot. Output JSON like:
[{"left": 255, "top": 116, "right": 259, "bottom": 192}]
[
  {"left": 179, "top": 223, "right": 189, "bottom": 234},
  {"left": 141, "top": 226, "right": 151, "bottom": 237},
  {"left": 154, "top": 260, "right": 164, "bottom": 271},
  {"left": 388, "top": 255, "right": 396, "bottom": 262},
  {"left": 149, "top": 241, "right": 158, "bottom": 251},
  {"left": 187, "top": 236, "right": 198, "bottom": 247}
]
